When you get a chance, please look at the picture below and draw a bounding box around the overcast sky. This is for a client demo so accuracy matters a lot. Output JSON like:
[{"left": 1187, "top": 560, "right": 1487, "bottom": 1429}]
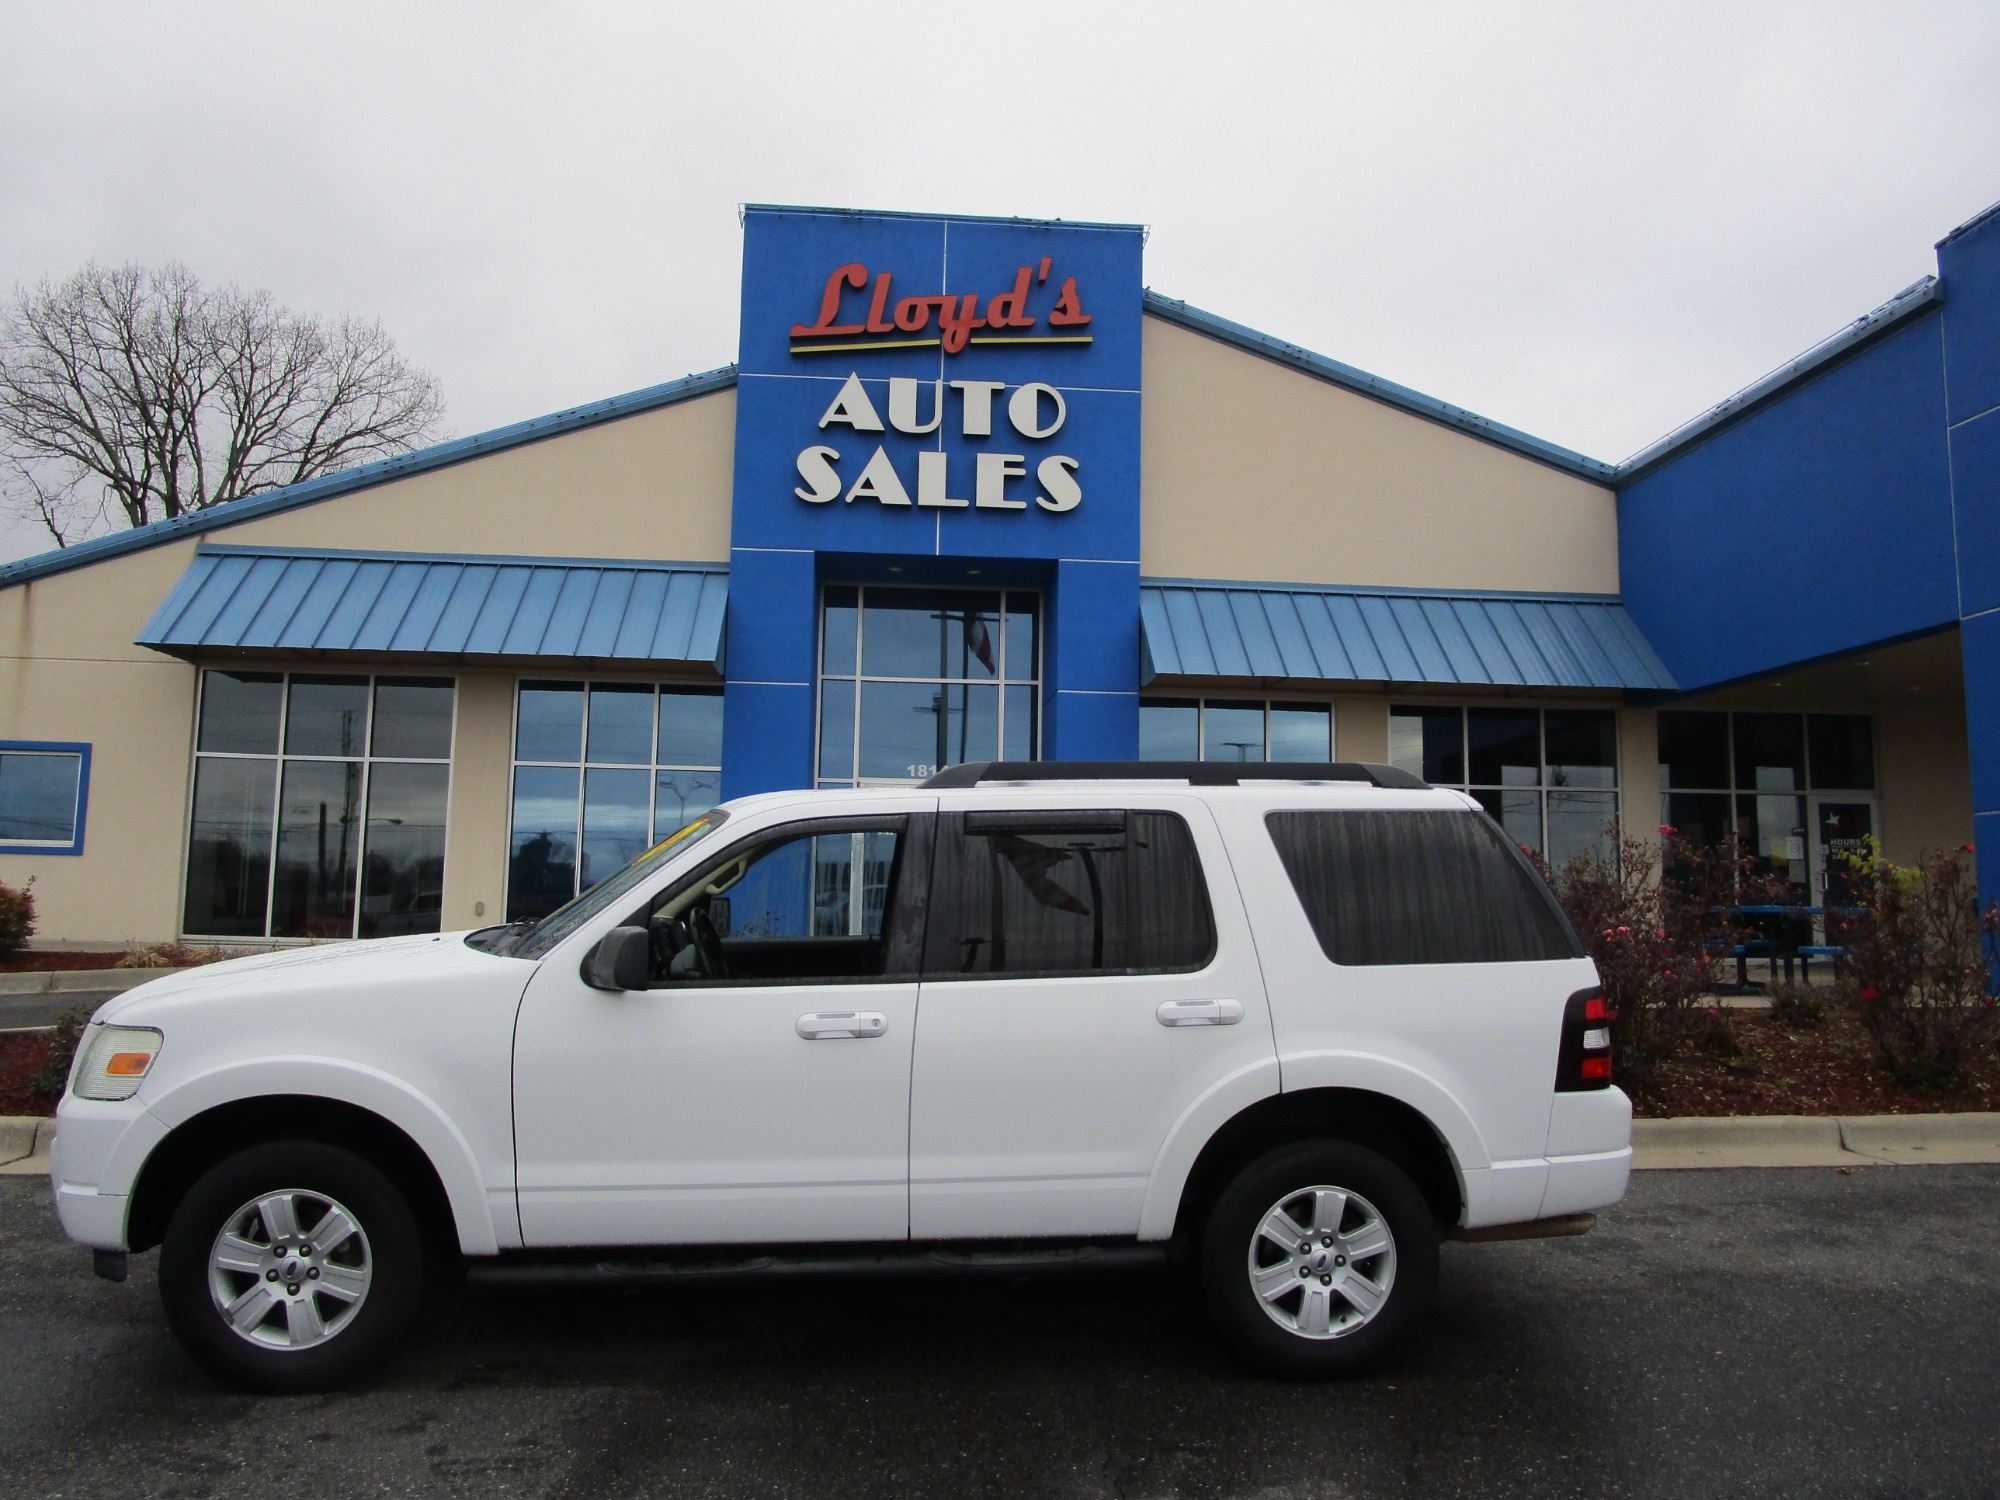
[{"left": 3, "top": 0, "right": 1998, "bottom": 564}]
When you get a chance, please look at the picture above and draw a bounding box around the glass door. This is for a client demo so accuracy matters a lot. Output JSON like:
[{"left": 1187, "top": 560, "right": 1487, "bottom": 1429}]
[{"left": 1810, "top": 797, "right": 1876, "bottom": 913}]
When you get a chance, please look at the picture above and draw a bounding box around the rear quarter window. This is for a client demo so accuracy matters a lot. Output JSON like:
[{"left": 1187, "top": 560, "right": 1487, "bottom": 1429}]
[{"left": 1265, "top": 808, "right": 1582, "bottom": 965}]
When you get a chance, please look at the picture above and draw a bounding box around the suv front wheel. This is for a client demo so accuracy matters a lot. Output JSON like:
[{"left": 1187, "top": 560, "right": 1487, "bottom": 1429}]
[
  {"left": 158, "top": 1140, "right": 424, "bottom": 1392},
  {"left": 1201, "top": 1140, "right": 1438, "bottom": 1377}
]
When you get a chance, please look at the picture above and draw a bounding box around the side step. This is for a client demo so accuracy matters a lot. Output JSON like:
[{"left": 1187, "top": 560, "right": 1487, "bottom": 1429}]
[
  {"left": 1448, "top": 1213, "right": 1596, "bottom": 1244},
  {"left": 467, "top": 1242, "right": 1166, "bottom": 1289}
]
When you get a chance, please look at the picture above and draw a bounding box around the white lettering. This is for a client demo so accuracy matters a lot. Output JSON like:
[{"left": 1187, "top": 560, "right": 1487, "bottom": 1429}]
[
  {"left": 1007, "top": 382, "right": 1066, "bottom": 439},
  {"left": 844, "top": 446, "right": 911, "bottom": 506},
  {"left": 1035, "top": 455, "right": 1082, "bottom": 512},
  {"left": 950, "top": 379, "right": 1006, "bottom": 438},
  {"left": 887, "top": 378, "right": 943, "bottom": 435},
  {"left": 818, "top": 372, "right": 884, "bottom": 432},
  {"left": 975, "top": 453, "right": 1027, "bottom": 509},
  {"left": 916, "top": 451, "right": 970, "bottom": 508},
  {"left": 793, "top": 445, "right": 841, "bottom": 503}
]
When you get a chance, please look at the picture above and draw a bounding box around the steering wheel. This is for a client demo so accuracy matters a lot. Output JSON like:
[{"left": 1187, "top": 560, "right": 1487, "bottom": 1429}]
[
  {"left": 686, "top": 905, "right": 727, "bottom": 981},
  {"left": 650, "top": 915, "right": 688, "bottom": 976}
]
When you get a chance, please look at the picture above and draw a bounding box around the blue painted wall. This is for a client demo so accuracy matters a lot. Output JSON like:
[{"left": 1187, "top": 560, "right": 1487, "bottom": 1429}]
[
  {"left": 1616, "top": 311, "right": 1957, "bottom": 691},
  {"left": 722, "top": 208, "right": 1146, "bottom": 797},
  {"left": 1619, "top": 199, "right": 2000, "bottom": 903},
  {"left": 1940, "top": 208, "right": 2000, "bottom": 894}
]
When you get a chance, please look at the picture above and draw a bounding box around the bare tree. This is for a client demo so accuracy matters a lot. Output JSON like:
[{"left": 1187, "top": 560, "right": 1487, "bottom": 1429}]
[{"left": 0, "top": 262, "right": 446, "bottom": 545}]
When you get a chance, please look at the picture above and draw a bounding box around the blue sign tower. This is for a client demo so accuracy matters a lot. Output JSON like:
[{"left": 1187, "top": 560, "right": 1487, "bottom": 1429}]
[{"left": 721, "top": 206, "right": 1147, "bottom": 797}]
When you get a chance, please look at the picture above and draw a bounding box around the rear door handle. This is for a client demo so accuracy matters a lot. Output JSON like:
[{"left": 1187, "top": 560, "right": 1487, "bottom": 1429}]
[
  {"left": 797, "top": 1011, "right": 889, "bottom": 1040},
  {"left": 1156, "top": 998, "right": 1244, "bottom": 1027}
]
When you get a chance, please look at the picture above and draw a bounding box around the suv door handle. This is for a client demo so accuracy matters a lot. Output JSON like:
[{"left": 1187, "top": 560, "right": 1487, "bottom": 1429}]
[
  {"left": 1156, "top": 998, "right": 1244, "bottom": 1027},
  {"left": 796, "top": 1011, "right": 889, "bottom": 1040}
]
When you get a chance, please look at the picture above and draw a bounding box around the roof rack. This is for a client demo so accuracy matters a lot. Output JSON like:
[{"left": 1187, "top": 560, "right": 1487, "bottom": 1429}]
[{"left": 920, "top": 761, "right": 1429, "bottom": 790}]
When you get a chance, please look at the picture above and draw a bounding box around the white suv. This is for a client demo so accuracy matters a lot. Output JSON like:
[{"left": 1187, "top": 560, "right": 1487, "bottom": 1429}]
[{"left": 52, "top": 762, "right": 1630, "bottom": 1391}]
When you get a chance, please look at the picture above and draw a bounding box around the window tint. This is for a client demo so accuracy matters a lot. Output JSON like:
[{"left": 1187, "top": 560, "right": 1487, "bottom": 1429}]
[
  {"left": 1265, "top": 809, "right": 1580, "bottom": 966},
  {"left": 0, "top": 752, "right": 81, "bottom": 843},
  {"left": 924, "top": 811, "right": 1215, "bottom": 978}
]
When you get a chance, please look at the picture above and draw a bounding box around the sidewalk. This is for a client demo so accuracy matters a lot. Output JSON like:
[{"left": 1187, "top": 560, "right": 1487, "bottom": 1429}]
[
  {"left": 1633, "top": 1112, "right": 2000, "bottom": 1168},
  {"left": 0, "top": 967, "right": 189, "bottom": 996}
]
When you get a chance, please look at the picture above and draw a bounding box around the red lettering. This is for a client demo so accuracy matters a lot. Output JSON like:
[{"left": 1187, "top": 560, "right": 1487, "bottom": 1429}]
[
  {"left": 986, "top": 267, "right": 1035, "bottom": 329},
  {"left": 865, "top": 272, "right": 895, "bottom": 333},
  {"left": 938, "top": 293, "right": 986, "bottom": 353},
  {"left": 1037, "top": 256, "right": 1052, "bottom": 283},
  {"left": 1048, "top": 275, "right": 1092, "bottom": 327},
  {"left": 790, "top": 263, "right": 869, "bottom": 338},
  {"left": 894, "top": 294, "right": 945, "bottom": 333}
]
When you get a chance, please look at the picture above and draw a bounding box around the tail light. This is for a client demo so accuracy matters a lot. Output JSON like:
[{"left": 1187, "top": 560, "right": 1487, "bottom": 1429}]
[{"left": 1555, "top": 986, "right": 1613, "bottom": 1092}]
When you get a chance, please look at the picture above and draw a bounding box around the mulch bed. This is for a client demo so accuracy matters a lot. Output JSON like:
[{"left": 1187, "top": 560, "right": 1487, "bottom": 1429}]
[
  {"left": 1628, "top": 1008, "right": 2000, "bottom": 1117},
  {"left": 0, "top": 951, "right": 127, "bottom": 973},
  {"left": 0, "top": 1031, "right": 58, "bottom": 1117}
]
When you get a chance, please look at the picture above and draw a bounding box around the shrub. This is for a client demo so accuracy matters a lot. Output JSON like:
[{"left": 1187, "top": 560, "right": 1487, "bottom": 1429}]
[
  {"left": 1536, "top": 828, "right": 1782, "bottom": 1077},
  {"left": 1767, "top": 983, "right": 1827, "bottom": 1027},
  {"left": 27, "top": 1003, "right": 93, "bottom": 1107},
  {"left": 116, "top": 941, "right": 238, "bottom": 969},
  {"left": 1829, "top": 845, "right": 2000, "bottom": 1090},
  {"left": 0, "top": 877, "right": 36, "bottom": 958}
]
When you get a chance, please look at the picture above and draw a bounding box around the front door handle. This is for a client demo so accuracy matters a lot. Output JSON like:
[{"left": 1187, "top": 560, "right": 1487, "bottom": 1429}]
[
  {"left": 797, "top": 1011, "right": 889, "bottom": 1040},
  {"left": 1156, "top": 998, "right": 1244, "bottom": 1027}
]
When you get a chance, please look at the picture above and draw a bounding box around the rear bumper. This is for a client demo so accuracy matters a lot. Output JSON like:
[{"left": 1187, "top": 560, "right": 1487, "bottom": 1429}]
[{"left": 1539, "top": 1146, "right": 1632, "bottom": 1218}]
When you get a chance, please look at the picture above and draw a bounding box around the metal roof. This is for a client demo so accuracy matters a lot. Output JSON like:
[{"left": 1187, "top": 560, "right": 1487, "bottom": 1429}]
[
  {"left": 0, "top": 365, "right": 738, "bottom": 593},
  {"left": 1139, "top": 580, "right": 1676, "bottom": 691},
  {"left": 137, "top": 545, "right": 727, "bottom": 665}
]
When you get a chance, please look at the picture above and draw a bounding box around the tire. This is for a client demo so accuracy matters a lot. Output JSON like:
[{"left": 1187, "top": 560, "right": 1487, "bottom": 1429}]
[
  {"left": 1199, "top": 1139, "right": 1438, "bottom": 1378},
  {"left": 158, "top": 1140, "right": 425, "bottom": 1393}
]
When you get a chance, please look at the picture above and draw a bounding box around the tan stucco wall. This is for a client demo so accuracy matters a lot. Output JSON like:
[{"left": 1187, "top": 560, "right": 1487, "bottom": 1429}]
[
  {"left": 1331, "top": 695, "right": 1388, "bottom": 763},
  {"left": 438, "top": 671, "right": 517, "bottom": 930},
  {"left": 1140, "top": 317, "right": 1620, "bottom": 593},
  {"left": 217, "top": 388, "right": 736, "bottom": 562},
  {"left": 0, "top": 541, "right": 203, "bottom": 944},
  {"left": 1876, "top": 701, "right": 1973, "bottom": 866},
  {"left": 1618, "top": 705, "right": 1661, "bottom": 868}
]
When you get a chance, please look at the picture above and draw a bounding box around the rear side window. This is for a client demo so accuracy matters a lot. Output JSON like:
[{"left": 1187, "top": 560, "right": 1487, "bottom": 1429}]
[
  {"left": 925, "top": 810, "right": 1216, "bottom": 978},
  {"left": 1265, "top": 809, "right": 1581, "bottom": 965}
]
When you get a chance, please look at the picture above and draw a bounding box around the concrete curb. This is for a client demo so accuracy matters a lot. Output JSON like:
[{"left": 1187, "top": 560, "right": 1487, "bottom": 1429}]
[
  {"left": 0, "top": 1116, "right": 55, "bottom": 1176},
  {"left": 0, "top": 968, "right": 190, "bottom": 996},
  {"left": 1633, "top": 1112, "right": 2000, "bottom": 1169}
]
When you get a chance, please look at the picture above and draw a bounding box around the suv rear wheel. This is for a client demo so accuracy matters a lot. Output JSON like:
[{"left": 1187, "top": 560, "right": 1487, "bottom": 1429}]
[
  {"left": 158, "top": 1140, "right": 424, "bottom": 1392},
  {"left": 1200, "top": 1140, "right": 1438, "bottom": 1377}
]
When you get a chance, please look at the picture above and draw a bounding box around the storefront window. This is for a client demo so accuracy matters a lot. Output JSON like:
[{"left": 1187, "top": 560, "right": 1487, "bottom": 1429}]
[
  {"left": 1389, "top": 704, "right": 1619, "bottom": 865},
  {"left": 1657, "top": 710, "right": 1875, "bottom": 899},
  {"left": 506, "top": 681, "right": 723, "bottom": 921},
  {"left": 183, "top": 671, "right": 454, "bottom": 940},
  {"left": 1138, "top": 699, "right": 1333, "bottom": 763},
  {"left": 816, "top": 586, "right": 1039, "bottom": 786}
]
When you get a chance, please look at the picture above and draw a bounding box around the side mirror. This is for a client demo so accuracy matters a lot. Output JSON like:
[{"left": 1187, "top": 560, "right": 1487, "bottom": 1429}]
[{"left": 582, "top": 925, "right": 651, "bottom": 992}]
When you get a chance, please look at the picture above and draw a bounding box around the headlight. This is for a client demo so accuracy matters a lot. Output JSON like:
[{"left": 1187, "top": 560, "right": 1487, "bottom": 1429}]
[{"left": 73, "top": 1026, "right": 164, "bottom": 1101}]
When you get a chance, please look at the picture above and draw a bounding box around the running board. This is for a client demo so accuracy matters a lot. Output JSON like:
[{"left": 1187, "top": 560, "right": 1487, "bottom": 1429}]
[
  {"left": 1448, "top": 1213, "right": 1597, "bottom": 1243},
  {"left": 467, "top": 1242, "right": 1166, "bottom": 1289}
]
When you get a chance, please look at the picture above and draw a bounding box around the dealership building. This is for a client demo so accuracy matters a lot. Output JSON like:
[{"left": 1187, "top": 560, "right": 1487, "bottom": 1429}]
[{"left": 1, "top": 199, "right": 1996, "bottom": 948}]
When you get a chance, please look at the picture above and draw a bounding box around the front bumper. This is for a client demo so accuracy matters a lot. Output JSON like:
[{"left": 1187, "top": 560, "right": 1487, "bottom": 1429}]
[{"left": 50, "top": 1096, "right": 164, "bottom": 1252}]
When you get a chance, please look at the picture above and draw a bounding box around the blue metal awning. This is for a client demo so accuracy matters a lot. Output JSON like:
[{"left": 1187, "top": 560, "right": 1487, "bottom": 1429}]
[
  {"left": 138, "top": 545, "right": 728, "bottom": 665},
  {"left": 1139, "top": 581, "right": 1676, "bottom": 691}
]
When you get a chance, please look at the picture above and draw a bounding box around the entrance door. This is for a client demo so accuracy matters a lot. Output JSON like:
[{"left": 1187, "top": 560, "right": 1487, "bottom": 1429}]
[
  {"left": 907, "top": 796, "right": 1272, "bottom": 1240},
  {"left": 1811, "top": 798, "right": 1876, "bottom": 912},
  {"left": 511, "top": 804, "right": 932, "bottom": 1248}
]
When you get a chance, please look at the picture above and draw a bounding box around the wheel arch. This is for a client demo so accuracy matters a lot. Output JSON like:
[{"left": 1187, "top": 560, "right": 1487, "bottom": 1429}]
[
  {"left": 1170, "top": 1087, "right": 1465, "bottom": 1246},
  {"left": 127, "top": 1095, "right": 462, "bottom": 1261}
]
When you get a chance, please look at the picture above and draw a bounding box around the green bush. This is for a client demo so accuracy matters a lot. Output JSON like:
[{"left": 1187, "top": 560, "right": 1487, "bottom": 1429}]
[
  {"left": 1767, "top": 983, "right": 1826, "bottom": 1027},
  {"left": 0, "top": 877, "right": 35, "bottom": 958},
  {"left": 28, "top": 1003, "right": 92, "bottom": 1106}
]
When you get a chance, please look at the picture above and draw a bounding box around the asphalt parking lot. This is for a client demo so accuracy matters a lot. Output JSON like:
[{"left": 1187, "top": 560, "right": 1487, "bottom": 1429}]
[{"left": 1, "top": 1165, "right": 1996, "bottom": 1500}]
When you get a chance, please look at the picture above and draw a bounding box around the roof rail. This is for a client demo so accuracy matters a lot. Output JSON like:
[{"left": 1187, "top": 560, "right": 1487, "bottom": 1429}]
[{"left": 920, "top": 761, "right": 1429, "bottom": 790}]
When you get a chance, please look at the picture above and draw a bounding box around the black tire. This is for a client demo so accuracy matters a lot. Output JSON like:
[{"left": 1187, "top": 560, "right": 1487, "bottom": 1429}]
[
  {"left": 1199, "top": 1139, "right": 1438, "bottom": 1378},
  {"left": 158, "top": 1140, "right": 425, "bottom": 1393}
]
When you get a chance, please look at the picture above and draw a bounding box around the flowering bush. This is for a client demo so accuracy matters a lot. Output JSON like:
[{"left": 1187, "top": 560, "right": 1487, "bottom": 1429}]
[
  {"left": 1828, "top": 844, "right": 2000, "bottom": 1090},
  {"left": 1535, "top": 827, "right": 1781, "bottom": 1076},
  {"left": 0, "top": 877, "right": 34, "bottom": 958}
]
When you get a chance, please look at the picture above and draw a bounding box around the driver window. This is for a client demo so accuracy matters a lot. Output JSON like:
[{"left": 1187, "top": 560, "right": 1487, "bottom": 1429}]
[{"left": 642, "top": 822, "right": 904, "bottom": 985}]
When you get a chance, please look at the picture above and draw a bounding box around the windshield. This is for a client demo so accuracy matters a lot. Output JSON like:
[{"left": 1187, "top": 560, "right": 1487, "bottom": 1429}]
[{"left": 501, "top": 811, "right": 730, "bottom": 961}]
